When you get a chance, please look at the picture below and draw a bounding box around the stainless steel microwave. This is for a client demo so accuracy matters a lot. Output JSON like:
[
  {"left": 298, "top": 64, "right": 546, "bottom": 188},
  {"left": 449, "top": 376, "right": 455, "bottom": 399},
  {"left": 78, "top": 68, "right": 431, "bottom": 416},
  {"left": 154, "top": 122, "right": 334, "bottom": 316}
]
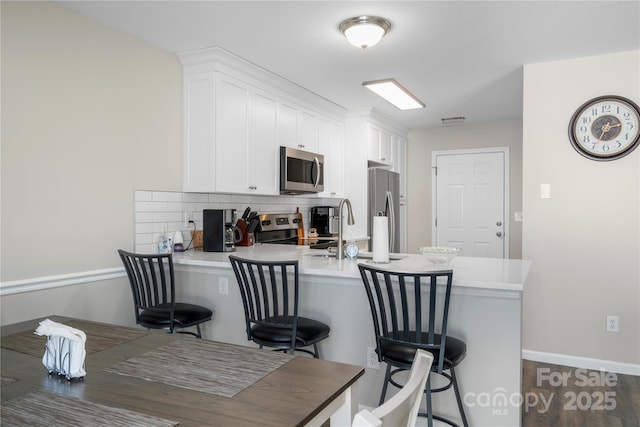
[{"left": 280, "top": 146, "right": 324, "bottom": 194}]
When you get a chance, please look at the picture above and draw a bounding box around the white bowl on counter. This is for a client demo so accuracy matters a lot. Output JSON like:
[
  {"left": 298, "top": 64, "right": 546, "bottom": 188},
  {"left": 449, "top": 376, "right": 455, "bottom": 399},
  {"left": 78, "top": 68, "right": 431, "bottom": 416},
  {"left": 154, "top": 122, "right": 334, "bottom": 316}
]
[{"left": 418, "top": 246, "right": 459, "bottom": 266}]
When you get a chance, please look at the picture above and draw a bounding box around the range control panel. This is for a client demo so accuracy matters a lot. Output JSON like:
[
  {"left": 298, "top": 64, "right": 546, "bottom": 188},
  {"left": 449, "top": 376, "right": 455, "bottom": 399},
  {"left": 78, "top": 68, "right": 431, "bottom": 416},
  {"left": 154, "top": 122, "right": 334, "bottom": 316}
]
[{"left": 258, "top": 213, "right": 303, "bottom": 232}]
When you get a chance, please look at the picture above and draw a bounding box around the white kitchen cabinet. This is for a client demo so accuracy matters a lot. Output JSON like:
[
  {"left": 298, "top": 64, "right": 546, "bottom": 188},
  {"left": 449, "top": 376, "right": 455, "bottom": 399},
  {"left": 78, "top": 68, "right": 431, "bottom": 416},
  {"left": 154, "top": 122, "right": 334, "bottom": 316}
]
[
  {"left": 214, "top": 73, "right": 251, "bottom": 194},
  {"left": 183, "top": 70, "right": 278, "bottom": 195},
  {"left": 394, "top": 136, "right": 408, "bottom": 199},
  {"left": 183, "top": 70, "right": 216, "bottom": 192},
  {"left": 250, "top": 89, "right": 279, "bottom": 195},
  {"left": 279, "top": 99, "right": 319, "bottom": 153},
  {"left": 318, "top": 117, "right": 345, "bottom": 198},
  {"left": 367, "top": 123, "right": 393, "bottom": 166},
  {"left": 180, "top": 47, "right": 346, "bottom": 195}
]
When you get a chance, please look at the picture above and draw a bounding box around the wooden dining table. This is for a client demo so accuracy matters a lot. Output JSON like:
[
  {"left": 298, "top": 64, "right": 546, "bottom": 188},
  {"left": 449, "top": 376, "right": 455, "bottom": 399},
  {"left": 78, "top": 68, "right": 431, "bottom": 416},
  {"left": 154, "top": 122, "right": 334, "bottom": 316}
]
[{"left": 0, "top": 316, "right": 364, "bottom": 426}]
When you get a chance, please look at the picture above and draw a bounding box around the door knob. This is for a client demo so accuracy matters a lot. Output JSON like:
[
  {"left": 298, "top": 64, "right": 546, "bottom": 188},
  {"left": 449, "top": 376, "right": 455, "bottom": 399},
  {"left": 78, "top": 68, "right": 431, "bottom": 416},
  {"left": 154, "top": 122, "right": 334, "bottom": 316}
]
[
  {"left": 496, "top": 221, "right": 502, "bottom": 226},
  {"left": 496, "top": 231, "right": 503, "bottom": 237}
]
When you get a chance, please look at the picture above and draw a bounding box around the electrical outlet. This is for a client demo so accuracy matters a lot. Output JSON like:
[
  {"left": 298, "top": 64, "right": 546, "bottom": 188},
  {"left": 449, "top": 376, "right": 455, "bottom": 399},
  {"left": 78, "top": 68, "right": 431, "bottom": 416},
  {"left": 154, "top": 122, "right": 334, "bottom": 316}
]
[
  {"left": 366, "top": 346, "right": 379, "bottom": 369},
  {"left": 219, "top": 277, "right": 229, "bottom": 295},
  {"left": 606, "top": 315, "right": 619, "bottom": 332}
]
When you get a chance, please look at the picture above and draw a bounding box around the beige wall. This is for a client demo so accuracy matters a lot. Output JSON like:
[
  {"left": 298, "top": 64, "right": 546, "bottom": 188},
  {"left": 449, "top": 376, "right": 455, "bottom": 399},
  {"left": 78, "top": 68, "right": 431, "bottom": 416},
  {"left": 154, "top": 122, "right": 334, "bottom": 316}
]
[
  {"left": 522, "top": 51, "right": 639, "bottom": 365},
  {"left": 0, "top": 1, "right": 182, "bottom": 324},
  {"left": 407, "top": 120, "right": 523, "bottom": 258},
  {"left": 1, "top": 1, "right": 182, "bottom": 281}
]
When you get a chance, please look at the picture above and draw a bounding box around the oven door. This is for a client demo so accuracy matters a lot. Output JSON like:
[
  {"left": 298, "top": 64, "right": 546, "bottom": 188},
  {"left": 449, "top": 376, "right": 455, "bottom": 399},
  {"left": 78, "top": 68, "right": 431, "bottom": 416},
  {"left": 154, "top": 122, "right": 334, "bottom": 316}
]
[{"left": 280, "top": 146, "right": 324, "bottom": 194}]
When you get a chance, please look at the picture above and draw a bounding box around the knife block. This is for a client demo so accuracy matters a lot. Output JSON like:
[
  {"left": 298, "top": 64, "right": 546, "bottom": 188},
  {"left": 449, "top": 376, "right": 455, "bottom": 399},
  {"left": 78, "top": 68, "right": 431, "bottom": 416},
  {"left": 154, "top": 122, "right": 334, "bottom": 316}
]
[{"left": 235, "top": 220, "right": 254, "bottom": 246}]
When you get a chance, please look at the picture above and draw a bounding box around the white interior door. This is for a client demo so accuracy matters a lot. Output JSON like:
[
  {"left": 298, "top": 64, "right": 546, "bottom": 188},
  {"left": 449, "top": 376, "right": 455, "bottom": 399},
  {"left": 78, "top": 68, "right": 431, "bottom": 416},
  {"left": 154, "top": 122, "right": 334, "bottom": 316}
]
[{"left": 432, "top": 148, "right": 509, "bottom": 258}]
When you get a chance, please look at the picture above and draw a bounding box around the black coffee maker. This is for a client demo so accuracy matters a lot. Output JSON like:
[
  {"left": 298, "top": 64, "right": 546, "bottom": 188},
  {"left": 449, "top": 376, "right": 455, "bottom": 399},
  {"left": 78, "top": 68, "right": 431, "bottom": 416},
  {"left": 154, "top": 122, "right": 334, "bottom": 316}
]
[
  {"left": 203, "top": 209, "right": 238, "bottom": 252},
  {"left": 310, "top": 206, "right": 338, "bottom": 237}
]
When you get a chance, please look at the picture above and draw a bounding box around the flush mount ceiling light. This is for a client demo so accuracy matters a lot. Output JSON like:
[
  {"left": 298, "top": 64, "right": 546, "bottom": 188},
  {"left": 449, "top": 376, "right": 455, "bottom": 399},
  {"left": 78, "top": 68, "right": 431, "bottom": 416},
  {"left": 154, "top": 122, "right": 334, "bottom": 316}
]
[
  {"left": 339, "top": 16, "right": 391, "bottom": 50},
  {"left": 363, "top": 79, "right": 425, "bottom": 110}
]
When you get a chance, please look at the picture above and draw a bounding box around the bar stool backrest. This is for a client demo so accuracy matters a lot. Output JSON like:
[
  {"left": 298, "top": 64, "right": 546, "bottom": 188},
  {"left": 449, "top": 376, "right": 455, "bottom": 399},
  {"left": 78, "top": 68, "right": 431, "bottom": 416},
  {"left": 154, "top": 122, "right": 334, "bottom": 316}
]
[
  {"left": 358, "top": 264, "right": 454, "bottom": 372},
  {"left": 229, "top": 256, "right": 300, "bottom": 350},
  {"left": 118, "top": 250, "right": 175, "bottom": 324}
]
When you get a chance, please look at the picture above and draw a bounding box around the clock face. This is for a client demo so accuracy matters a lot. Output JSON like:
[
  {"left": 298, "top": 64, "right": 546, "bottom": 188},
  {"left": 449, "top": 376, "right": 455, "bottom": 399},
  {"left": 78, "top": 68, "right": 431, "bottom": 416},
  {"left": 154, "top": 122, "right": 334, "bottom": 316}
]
[{"left": 569, "top": 95, "right": 640, "bottom": 161}]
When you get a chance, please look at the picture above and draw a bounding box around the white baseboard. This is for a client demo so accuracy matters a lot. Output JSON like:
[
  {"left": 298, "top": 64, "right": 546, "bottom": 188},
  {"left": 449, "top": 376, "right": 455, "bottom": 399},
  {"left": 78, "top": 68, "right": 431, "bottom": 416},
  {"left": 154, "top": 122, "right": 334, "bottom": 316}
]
[{"left": 522, "top": 349, "right": 640, "bottom": 376}]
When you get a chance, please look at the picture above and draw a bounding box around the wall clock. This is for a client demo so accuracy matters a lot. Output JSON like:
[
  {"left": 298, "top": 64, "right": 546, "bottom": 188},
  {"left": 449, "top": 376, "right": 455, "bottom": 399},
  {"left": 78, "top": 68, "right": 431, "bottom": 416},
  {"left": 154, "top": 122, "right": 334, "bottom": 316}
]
[{"left": 568, "top": 95, "right": 640, "bottom": 161}]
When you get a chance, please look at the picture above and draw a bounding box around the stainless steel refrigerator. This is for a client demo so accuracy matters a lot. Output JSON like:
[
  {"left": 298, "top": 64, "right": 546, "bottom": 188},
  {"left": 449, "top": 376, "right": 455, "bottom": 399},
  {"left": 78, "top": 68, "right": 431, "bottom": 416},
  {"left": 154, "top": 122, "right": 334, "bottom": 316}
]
[{"left": 368, "top": 168, "right": 400, "bottom": 253}]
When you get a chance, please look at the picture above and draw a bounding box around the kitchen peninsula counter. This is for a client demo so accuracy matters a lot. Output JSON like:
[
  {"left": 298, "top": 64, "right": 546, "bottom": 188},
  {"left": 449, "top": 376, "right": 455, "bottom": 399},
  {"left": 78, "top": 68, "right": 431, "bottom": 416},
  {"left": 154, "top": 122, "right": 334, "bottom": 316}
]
[
  {"left": 172, "top": 245, "right": 531, "bottom": 426},
  {"left": 173, "top": 244, "right": 530, "bottom": 292}
]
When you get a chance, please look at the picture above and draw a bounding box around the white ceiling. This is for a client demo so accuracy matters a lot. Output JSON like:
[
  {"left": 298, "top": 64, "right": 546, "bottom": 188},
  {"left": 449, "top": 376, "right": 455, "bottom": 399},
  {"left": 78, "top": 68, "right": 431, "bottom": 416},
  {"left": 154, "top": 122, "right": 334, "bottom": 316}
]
[{"left": 56, "top": 1, "right": 640, "bottom": 131}]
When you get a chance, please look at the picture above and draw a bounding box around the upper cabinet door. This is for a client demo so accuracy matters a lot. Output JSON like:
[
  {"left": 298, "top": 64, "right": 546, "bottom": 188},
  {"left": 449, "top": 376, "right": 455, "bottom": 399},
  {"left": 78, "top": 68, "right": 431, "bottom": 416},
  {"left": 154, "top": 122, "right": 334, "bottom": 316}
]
[
  {"left": 380, "top": 129, "right": 393, "bottom": 164},
  {"left": 278, "top": 100, "right": 319, "bottom": 153},
  {"left": 214, "top": 73, "right": 251, "bottom": 194},
  {"left": 368, "top": 124, "right": 382, "bottom": 161},
  {"left": 317, "top": 117, "right": 344, "bottom": 198},
  {"left": 279, "top": 101, "right": 298, "bottom": 149},
  {"left": 368, "top": 123, "right": 392, "bottom": 166},
  {"left": 298, "top": 108, "right": 318, "bottom": 152},
  {"left": 251, "top": 89, "right": 279, "bottom": 195},
  {"left": 183, "top": 71, "right": 216, "bottom": 192}
]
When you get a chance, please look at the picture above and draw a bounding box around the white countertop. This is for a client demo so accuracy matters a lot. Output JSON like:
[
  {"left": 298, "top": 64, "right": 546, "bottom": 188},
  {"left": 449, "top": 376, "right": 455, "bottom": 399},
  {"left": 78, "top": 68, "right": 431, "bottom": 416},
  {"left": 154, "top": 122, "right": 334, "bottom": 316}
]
[{"left": 173, "top": 244, "right": 531, "bottom": 292}]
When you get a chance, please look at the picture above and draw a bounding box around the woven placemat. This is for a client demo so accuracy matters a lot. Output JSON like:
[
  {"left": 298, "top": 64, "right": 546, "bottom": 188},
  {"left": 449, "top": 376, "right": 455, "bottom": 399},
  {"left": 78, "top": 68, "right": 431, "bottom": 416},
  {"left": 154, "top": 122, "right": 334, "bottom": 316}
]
[
  {"left": 1, "top": 390, "right": 178, "bottom": 427},
  {"left": 1, "top": 319, "right": 149, "bottom": 358},
  {"left": 104, "top": 339, "right": 294, "bottom": 398}
]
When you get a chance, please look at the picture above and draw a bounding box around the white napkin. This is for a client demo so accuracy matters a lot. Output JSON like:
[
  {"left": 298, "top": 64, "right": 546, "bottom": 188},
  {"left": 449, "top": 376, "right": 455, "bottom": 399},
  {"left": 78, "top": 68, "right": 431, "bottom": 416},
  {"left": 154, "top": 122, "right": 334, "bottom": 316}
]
[{"left": 35, "top": 319, "right": 87, "bottom": 378}]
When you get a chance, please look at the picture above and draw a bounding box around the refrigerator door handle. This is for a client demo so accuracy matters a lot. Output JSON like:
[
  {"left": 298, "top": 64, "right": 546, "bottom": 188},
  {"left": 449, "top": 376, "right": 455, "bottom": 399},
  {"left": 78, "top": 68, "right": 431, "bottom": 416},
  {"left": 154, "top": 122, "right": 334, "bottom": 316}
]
[{"left": 385, "top": 190, "right": 395, "bottom": 252}]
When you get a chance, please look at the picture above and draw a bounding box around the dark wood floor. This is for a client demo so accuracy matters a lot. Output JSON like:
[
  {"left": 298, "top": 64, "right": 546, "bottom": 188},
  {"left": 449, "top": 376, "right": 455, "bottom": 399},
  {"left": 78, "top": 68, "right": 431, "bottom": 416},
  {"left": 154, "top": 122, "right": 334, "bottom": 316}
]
[{"left": 522, "top": 360, "right": 640, "bottom": 427}]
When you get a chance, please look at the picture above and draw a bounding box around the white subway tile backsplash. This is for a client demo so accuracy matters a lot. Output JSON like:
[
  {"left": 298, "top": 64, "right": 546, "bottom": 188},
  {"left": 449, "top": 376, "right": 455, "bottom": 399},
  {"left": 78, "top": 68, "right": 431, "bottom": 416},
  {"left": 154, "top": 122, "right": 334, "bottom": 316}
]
[
  {"left": 136, "top": 222, "right": 166, "bottom": 234},
  {"left": 135, "top": 191, "right": 153, "bottom": 201},
  {"left": 137, "top": 244, "right": 157, "bottom": 254},
  {"left": 153, "top": 212, "right": 183, "bottom": 222},
  {"left": 183, "top": 193, "right": 209, "bottom": 203},
  {"left": 135, "top": 212, "right": 154, "bottom": 223},
  {"left": 133, "top": 190, "right": 340, "bottom": 253},
  {"left": 136, "top": 201, "right": 167, "bottom": 212},
  {"left": 136, "top": 233, "right": 154, "bottom": 244},
  {"left": 208, "top": 193, "right": 233, "bottom": 203},
  {"left": 152, "top": 191, "right": 183, "bottom": 202},
  {"left": 165, "top": 202, "right": 187, "bottom": 212}
]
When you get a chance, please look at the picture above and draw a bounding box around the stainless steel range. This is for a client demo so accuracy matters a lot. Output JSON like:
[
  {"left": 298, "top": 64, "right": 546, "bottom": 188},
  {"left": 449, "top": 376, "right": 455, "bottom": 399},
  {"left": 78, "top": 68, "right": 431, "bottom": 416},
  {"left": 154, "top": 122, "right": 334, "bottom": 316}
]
[{"left": 255, "top": 213, "right": 337, "bottom": 249}]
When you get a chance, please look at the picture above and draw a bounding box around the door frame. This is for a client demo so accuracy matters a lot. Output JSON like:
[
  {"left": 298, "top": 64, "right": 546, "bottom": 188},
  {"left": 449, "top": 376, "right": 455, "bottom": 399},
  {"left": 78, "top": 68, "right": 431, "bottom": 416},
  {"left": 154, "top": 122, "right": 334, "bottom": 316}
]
[{"left": 431, "top": 147, "right": 510, "bottom": 258}]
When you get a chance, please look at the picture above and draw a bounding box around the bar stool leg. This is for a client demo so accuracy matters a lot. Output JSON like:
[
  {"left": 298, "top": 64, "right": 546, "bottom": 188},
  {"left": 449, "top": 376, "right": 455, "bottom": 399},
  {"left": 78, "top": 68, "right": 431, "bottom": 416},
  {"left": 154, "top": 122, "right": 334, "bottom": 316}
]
[
  {"left": 426, "top": 375, "right": 434, "bottom": 427},
  {"left": 379, "top": 364, "right": 393, "bottom": 405},
  {"left": 451, "top": 365, "right": 469, "bottom": 427}
]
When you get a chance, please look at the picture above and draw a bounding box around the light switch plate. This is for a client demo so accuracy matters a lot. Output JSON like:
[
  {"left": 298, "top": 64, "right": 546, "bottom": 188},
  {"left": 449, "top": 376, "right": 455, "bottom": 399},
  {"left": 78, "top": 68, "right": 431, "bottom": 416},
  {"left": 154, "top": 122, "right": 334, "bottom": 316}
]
[{"left": 540, "top": 184, "right": 551, "bottom": 199}]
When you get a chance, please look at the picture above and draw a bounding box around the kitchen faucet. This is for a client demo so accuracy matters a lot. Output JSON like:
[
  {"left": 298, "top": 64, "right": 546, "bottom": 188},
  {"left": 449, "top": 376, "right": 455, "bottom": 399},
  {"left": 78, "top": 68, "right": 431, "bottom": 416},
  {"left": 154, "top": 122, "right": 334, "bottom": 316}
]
[{"left": 336, "top": 198, "right": 355, "bottom": 260}]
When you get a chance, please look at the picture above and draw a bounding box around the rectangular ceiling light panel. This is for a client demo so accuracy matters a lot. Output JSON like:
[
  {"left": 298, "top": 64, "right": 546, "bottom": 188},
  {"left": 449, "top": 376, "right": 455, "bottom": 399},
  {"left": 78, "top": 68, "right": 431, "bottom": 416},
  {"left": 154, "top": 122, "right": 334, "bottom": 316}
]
[{"left": 363, "top": 79, "right": 425, "bottom": 110}]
